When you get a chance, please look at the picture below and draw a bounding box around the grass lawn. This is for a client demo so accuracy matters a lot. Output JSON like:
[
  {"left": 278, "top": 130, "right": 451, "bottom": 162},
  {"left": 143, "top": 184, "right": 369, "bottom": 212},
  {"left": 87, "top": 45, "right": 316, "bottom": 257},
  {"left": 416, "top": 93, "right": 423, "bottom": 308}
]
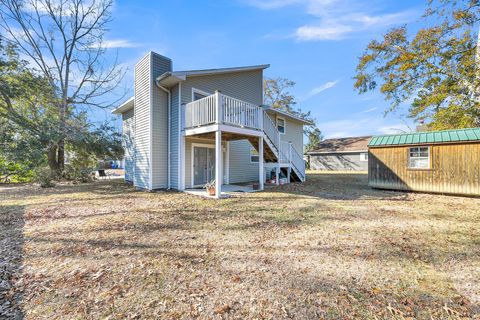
[{"left": 1, "top": 172, "right": 479, "bottom": 319}]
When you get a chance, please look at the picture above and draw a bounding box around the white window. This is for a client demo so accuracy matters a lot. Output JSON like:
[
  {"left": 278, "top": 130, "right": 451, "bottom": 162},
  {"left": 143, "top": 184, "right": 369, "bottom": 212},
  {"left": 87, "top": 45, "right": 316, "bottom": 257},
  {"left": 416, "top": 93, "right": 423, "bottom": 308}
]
[
  {"left": 277, "top": 118, "right": 285, "bottom": 134},
  {"left": 192, "top": 88, "right": 210, "bottom": 101},
  {"left": 408, "top": 146, "right": 430, "bottom": 169},
  {"left": 360, "top": 152, "right": 368, "bottom": 162},
  {"left": 250, "top": 147, "right": 259, "bottom": 163}
]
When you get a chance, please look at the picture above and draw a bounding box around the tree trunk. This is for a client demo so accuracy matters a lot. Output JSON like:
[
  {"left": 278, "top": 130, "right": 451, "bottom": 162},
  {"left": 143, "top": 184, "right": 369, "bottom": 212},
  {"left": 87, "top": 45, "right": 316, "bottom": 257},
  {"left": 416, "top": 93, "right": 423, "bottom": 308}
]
[
  {"left": 47, "top": 145, "right": 59, "bottom": 171},
  {"left": 57, "top": 139, "right": 65, "bottom": 171}
]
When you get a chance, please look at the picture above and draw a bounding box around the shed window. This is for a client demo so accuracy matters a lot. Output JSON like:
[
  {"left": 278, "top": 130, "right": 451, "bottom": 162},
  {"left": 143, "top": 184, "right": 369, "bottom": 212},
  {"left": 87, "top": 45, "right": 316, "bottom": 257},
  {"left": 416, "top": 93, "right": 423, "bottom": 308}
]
[
  {"left": 360, "top": 153, "right": 368, "bottom": 162},
  {"left": 277, "top": 118, "right": 285, "bottom": 134},
  {"left": 408, "top": 146, "right": 430, "bottom": 169},
  {"left": 250, "top": 147, "right": 259, "bottom": 163}
]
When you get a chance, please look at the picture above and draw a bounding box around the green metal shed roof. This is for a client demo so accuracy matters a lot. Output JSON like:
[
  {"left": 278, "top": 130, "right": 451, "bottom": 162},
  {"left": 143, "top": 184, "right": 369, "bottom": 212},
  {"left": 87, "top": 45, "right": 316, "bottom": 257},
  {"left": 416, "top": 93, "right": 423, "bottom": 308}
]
[{"left": 368, "top": 127, "right": 480, "bottom": 147}]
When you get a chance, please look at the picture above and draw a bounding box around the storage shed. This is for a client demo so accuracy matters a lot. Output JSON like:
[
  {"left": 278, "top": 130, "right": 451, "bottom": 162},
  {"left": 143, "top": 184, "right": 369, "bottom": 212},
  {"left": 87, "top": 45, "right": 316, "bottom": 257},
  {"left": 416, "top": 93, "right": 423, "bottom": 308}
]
[{"left": 368, "top": 127, "right": 480, "bottom": 196}]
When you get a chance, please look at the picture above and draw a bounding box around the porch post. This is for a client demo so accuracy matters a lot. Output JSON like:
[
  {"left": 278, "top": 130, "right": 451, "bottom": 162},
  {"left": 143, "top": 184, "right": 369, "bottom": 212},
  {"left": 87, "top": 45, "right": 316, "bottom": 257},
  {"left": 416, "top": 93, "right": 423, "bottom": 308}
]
[
  {"left": 288, "top": 142, "right": 292, "bottom": 183},
  {"left": 225, "top": 141, "right": 230, "bottom": 185},
  {"left": 275, "top": 165, "right": 280, "bottom": 185},
  {"left": 215, "top": 130, "right": 223, "bottom": 199},
  {"left": 259, "top": 136, "right": 264, "bottom": 190},
  {"left": 215, "top": 90, "right": 222, "bottom": 124}
]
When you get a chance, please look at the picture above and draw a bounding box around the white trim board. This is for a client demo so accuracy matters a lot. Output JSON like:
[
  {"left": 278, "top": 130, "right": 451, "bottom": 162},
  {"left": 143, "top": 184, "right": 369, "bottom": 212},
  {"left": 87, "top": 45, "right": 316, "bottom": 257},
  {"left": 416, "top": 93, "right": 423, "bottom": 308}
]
[{"left": 191, "top": 87, "right": 211, "bottom": 101}]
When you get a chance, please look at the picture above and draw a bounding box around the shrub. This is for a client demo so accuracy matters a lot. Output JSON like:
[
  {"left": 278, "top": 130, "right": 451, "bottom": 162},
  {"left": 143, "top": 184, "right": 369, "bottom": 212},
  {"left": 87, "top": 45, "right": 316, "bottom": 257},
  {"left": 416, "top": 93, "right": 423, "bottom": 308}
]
[
  {"left": 0, "top": 158, "right": 35, "bottom": 183},
  {"left": 62, "top": 163, "right": 95, "bottom": 183},
  {"left": 34, "top": 167, "right": 56, "bottom": 188}
]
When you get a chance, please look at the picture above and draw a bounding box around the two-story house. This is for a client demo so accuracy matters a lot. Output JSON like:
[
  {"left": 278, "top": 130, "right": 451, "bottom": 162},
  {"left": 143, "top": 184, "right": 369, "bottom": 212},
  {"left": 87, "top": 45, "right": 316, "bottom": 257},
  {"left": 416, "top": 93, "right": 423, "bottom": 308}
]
[{"left": 112, "top": 52, "right": 310, "bottom": 198}]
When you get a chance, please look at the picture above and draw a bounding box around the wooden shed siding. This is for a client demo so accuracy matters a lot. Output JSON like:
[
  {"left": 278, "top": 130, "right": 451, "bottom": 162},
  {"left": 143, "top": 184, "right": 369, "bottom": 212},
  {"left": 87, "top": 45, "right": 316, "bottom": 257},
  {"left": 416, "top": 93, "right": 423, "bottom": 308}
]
[
  {"left": 133, "top": 54, "right": 151, "bottom": 189},
  {"left": 151, "top": 54, "right": 172, "bottom": 189},
  {"left": 122, "top": 109, "right": 135, "bottom": 182},
  {"left": 368, "top": 143, "right": 480, "bottom": 196},
  {"left": 169, "top": 84, "right": 180, "bottom": 189}
]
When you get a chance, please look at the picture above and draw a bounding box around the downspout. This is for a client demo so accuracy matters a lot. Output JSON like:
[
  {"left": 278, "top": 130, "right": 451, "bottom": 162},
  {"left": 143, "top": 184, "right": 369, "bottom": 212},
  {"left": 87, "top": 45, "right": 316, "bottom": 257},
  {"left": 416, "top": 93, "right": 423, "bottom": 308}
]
[{"left": 155, "top": 80, "right": 171, "bottom": 189}]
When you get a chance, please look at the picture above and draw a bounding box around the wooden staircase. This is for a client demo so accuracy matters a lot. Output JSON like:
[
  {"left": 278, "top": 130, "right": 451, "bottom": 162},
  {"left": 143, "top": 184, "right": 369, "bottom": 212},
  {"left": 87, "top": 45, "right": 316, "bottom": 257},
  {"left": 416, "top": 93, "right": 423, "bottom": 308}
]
[{"left": 249, "top": 112, "right": 306, "bottom": 182}]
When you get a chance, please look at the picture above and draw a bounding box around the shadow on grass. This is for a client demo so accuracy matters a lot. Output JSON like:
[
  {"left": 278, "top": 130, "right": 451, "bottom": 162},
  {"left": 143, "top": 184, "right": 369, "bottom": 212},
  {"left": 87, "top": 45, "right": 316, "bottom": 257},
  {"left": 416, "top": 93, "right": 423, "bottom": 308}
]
[
  {"left": 265, "top": 172, "right": 412, "bottom": 201},
  {"left": 0, "top": 204, "right": 25, "bottom": 319}
]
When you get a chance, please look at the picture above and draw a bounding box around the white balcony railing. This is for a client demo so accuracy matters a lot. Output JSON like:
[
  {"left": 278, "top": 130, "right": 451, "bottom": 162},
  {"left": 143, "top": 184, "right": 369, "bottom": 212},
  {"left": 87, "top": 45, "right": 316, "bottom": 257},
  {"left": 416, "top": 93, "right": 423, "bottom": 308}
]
[
  {"left": 222, "top": 95, "right": 262, "bottom": 130},
  {"left": 290, "top": 144, "right": 305, "bottom": 180},
  {"left": 184, "top": 94, "right": 216, "bottom": 129},
  {"left": 263, "top": 112, "right": 279, "bottom": 153},
  {"left": 279, "top": 141, "right": 290, "bottom": 163},
  {"left": 184, "top": 92, "right": 263, "bottom": 131}
]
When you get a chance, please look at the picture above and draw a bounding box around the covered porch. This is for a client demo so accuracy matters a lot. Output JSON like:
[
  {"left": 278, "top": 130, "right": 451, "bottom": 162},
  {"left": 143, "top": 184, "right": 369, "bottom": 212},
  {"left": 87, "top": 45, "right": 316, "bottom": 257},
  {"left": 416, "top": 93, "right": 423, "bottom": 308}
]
[
  {"left": 180, "top": 91, "right": 284, "bottom": 198},
  {"left": 183, "top": 131, "right": 270, "bottom": 199}
]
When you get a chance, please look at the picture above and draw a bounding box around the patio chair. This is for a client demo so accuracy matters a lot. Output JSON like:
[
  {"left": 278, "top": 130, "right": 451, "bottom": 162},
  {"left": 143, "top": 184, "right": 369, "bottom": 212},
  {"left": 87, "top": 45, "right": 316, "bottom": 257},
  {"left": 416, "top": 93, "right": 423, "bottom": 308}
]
[{"left": 97, "top": 169, "right": 110, "bottom": 180}]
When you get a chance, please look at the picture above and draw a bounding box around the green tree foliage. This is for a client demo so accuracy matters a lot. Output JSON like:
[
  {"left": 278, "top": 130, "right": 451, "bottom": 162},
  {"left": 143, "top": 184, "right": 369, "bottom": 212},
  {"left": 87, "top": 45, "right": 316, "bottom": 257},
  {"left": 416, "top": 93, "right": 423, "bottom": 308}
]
[
  {"left": 354, "top": 0, "right": 480, "bottom": 130},
  {"left": 0, "top": 0, "right": 125, "bottom": 171},
  {"left": 0, "top": 42, "right": 123, "bottom": 183},
  {"left": 304, "top": 127, "right": 324, "bottom": 153},
  {"left": 263, "top": 77, "right": 319, "bottom": 135}
]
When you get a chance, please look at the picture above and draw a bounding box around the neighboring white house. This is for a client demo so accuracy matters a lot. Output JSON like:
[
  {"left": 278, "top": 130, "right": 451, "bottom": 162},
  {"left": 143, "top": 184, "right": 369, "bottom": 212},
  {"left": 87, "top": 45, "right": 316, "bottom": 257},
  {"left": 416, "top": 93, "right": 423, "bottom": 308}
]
[{"left": 112, "top": 51, "right": 311, "bottom": 198}]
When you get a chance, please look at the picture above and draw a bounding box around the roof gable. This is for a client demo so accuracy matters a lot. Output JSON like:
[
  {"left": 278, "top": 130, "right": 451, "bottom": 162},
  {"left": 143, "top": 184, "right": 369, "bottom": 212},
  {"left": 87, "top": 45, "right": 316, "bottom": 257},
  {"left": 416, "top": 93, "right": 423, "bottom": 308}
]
[{"left": 307, "top": 136, "right": 372, "bottom": 154}]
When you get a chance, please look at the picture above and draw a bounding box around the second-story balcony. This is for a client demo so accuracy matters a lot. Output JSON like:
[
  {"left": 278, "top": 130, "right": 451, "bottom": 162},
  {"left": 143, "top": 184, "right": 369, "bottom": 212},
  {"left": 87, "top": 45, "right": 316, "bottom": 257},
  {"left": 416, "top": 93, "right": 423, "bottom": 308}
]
[
  {"left": 182, "top": 92, "right": 265, "bottom": 133},
  {"left": 181, "top": 91, "right": 305, "bottom": 181}
]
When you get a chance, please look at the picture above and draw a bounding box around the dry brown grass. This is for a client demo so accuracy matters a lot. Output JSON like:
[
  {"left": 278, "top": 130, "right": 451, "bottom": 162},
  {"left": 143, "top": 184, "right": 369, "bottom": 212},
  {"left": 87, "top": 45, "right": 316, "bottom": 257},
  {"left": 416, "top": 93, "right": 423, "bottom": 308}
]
[{"left": 1, "top": 172, "right": 479, "bottom": 319}]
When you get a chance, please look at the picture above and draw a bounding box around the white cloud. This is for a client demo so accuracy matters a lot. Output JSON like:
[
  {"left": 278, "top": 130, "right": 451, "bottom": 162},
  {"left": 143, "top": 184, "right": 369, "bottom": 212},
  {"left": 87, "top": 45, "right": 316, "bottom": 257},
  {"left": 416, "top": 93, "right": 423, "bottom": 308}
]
[
  {"left": 310, "top": 80, "right": 339, "bottom": 95},
  {"left": 300, "top": 80, "right": 339, "bottom": 101},
  {"left": 295, "top": 25, "right": 352, "bottom": 41},
  {"left": 245, "top": 0, "right": 418, "bottom": 41},
  {"left": 245, "top": 0, "right": 302, "bottom": 9},
  {"left": 317, "top": 116, "right": 413, "bottom": 138},
  {"left": 376, "top": 124, "right": 411, "bottom": 135},
  {"left": 358, "top": 107, "right": 378, "bottom": 114},
  {"left": 102, "top": 39, "right": 139, "bottom": 49}
]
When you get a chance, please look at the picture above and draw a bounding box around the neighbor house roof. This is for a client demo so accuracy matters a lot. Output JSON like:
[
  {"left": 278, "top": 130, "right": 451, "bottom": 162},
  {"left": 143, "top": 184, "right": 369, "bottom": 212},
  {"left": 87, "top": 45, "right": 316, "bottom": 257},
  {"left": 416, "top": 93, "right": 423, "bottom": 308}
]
[
  {"left": 368, "top": 127, "right": 480, "bottom": 147},
  {"left": 307, "top": 136, "right": 372, "bottom": 154},
  {"left": 111, "top": 96, "right": 134, "bottom": 114},
  {"left": 157, "top": 64, "right": 270, "bottom": 87}
]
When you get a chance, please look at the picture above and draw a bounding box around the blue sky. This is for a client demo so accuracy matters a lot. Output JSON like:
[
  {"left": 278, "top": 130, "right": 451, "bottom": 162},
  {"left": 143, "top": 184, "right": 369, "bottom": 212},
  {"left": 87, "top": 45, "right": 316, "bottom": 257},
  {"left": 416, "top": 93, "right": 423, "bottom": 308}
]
[{"left": 102, "top": 0, "right": 425, "bottom": 138}]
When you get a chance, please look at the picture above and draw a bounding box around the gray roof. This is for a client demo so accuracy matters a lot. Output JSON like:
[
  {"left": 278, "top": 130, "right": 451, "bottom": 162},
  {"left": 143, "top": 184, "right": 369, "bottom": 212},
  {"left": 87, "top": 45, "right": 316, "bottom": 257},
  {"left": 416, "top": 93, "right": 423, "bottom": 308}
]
[
  {"left": 263, "top": 106, "right": 314, "bottom": 125},
  {"left": 307, "top": 136, "right": 372, "bottom": 154},
  {"left": 156, "top": 64, "right": 270, "bottom": 87}
]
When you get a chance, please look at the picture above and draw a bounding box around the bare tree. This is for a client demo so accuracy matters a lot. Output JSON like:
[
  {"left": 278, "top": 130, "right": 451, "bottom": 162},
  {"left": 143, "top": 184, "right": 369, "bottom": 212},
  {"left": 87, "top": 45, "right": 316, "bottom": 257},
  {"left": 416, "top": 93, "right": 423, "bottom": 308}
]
[{"left": 0, "top": 0, "right": 125, "bottom": 171}]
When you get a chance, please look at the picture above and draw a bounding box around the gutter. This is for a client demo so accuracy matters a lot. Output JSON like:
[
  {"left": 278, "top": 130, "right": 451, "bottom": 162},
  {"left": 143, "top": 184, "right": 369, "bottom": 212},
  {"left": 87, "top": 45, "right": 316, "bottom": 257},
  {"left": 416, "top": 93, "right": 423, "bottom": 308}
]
[{"left": 155, "top": 80, "right": 171, "bottom": 190}]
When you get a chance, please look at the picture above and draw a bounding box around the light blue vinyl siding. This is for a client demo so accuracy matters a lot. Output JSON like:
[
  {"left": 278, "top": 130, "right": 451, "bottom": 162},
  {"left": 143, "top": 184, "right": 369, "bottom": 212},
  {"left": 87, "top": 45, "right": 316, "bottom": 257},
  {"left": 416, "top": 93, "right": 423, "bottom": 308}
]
[
  {"left": 151, "top": 53, "right": 172, "bottom": 189},
  {"left": 181, "top": 70, "right": 263, "bottom": 187},
  {"left": 181, "top": 70, "right": 263, "bottom": 105},
  {"left": 133, "top": 52, "right": 172, "bottom": 190},
  {"left": 133, "top": 54, "right": 151, "bottom": 189},
  {"left": 229, "top": 140, "right": 260, "bottom": 183}
]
